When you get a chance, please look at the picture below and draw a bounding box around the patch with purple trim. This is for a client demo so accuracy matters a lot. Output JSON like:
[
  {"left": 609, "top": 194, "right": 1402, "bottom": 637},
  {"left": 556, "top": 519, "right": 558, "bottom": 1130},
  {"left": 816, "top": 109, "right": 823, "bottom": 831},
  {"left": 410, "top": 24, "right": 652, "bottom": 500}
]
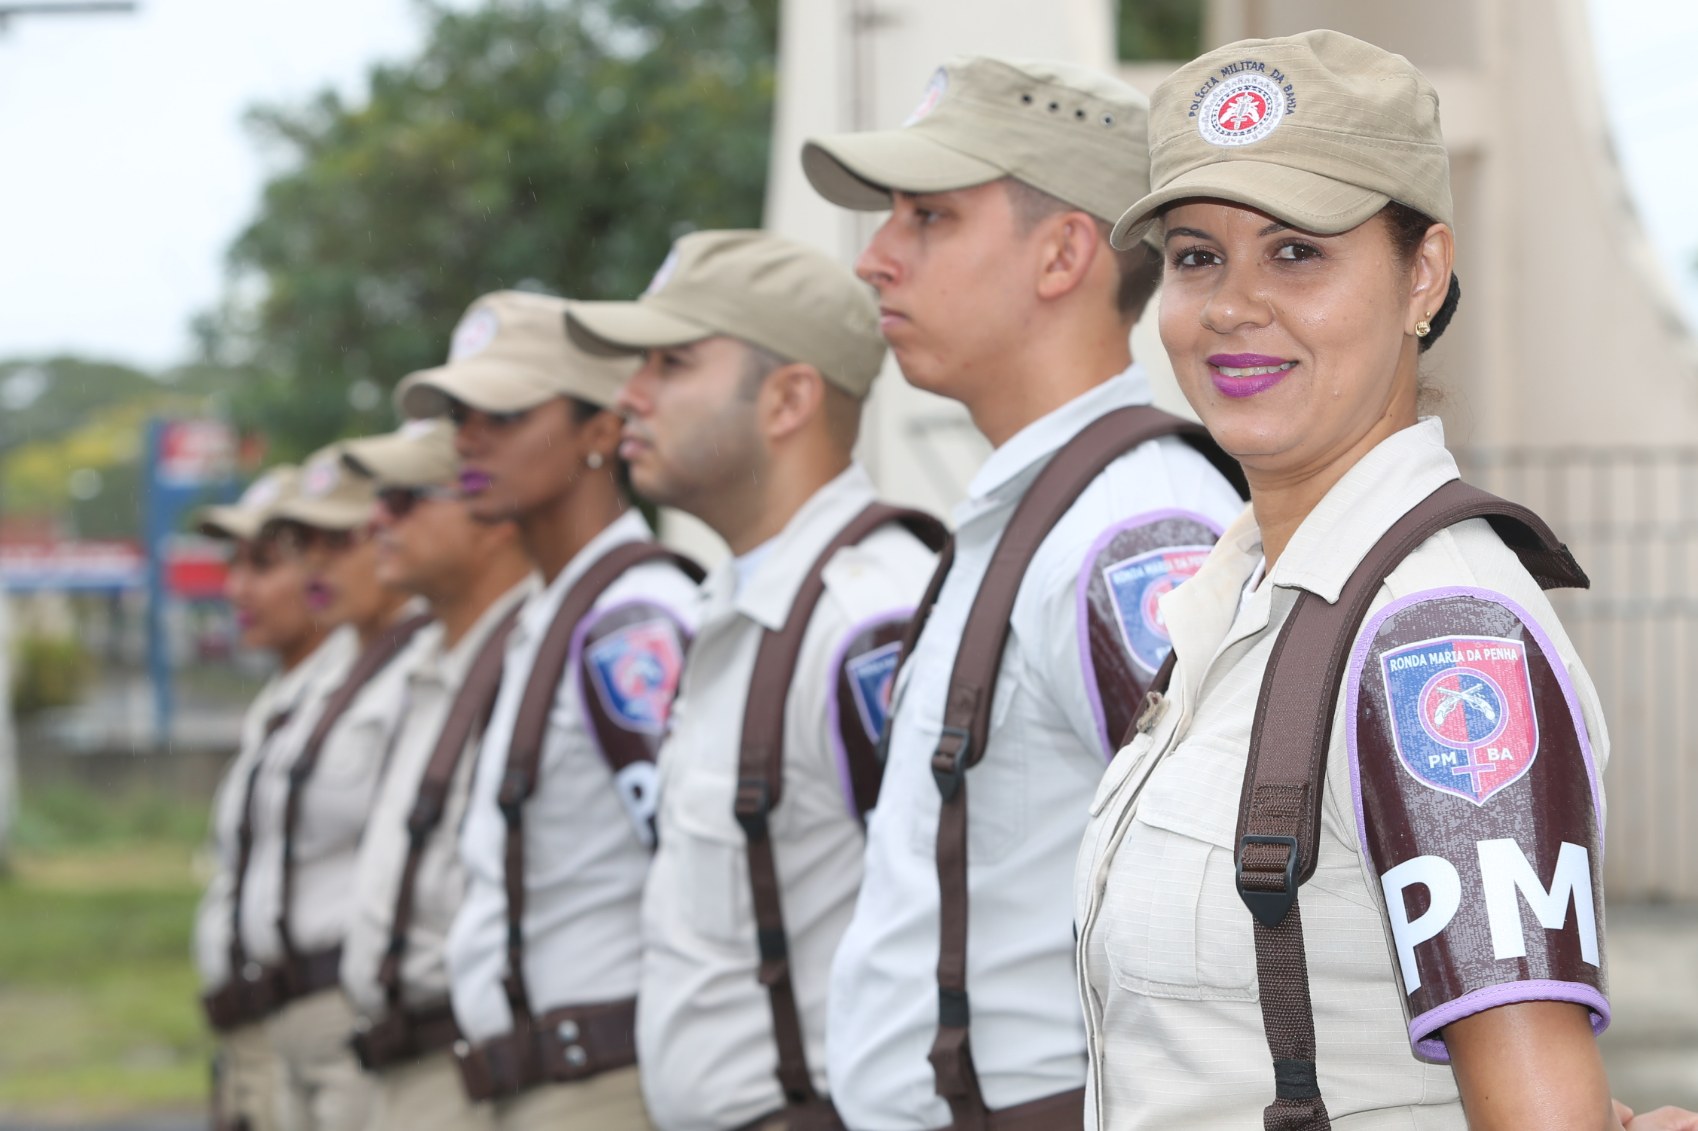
[
  {"left": 846, "top": 641, "right": 901, "bottom": 744},
  {"left": 1381, "top": 635, "right": 1538, "bottom": 805},
  {"left": 1079, "top": 513, "right": 1222, "bottom": 752},
  {"left": 1102, "top": 545, "right": 1212, "bottom": 673},
  {"left": 585, "top": 617, "right": 684, "bottom": 735},
  {"left": 1348, "top": 589, "right": 1607, "bottom": 1061}
]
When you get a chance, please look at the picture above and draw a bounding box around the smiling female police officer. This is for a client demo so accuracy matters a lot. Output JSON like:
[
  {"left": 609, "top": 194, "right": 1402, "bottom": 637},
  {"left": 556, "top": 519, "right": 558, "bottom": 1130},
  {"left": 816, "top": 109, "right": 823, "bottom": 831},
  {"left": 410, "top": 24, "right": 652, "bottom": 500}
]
[{"left": 1072, "top": 29, "right": 1668, "bottom": 1131}]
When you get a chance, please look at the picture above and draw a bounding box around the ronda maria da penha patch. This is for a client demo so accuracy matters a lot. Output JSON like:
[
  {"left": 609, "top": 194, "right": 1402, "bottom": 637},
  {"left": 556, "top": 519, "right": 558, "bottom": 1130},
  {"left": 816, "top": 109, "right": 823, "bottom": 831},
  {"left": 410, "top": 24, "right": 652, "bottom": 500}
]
[{"left": 1379, "top": 634, "right": 1539, "bottom": 805}]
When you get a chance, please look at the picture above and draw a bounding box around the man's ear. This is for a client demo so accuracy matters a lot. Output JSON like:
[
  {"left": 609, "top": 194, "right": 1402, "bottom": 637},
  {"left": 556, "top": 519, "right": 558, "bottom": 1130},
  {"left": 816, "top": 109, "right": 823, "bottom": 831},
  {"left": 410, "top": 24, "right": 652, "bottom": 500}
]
[
  {"left": 1034, "top": 209, "right": 1104, "bottom": 303},
  {"left": 759, "top": 363, "right": 827, "bottom": 442}
]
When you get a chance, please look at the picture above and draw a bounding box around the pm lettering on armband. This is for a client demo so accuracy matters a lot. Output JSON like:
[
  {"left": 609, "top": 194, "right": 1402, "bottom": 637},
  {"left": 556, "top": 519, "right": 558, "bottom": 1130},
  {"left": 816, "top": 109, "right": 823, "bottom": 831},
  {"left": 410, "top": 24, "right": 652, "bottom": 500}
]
[
  {"left": 1381, "top": 839, "right": 1599, "bottom": 995},
  {"left": 615, "top": 761, "right": 660, "bottom": 850}
]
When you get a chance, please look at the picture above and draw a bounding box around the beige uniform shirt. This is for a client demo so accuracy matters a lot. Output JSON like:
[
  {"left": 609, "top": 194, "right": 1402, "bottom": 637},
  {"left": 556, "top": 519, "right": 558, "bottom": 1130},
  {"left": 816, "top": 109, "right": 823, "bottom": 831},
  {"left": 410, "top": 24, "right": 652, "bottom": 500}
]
[
  {"left": 341, "top": 581, "right": 535, "bottom": 1018},
  {"left": 639, "top": 465, "right": 939, "bottom": 1131},
  {"left": 448, "top": 511, "right": 700, "bottom": 1044},
  {"left": 195, "top": 629, "right": 355, "bottom": 989},
  {"left": 1074, "top": 419, "right": 1611, "bottom": 1129},
  {"left": 829, "top": 369, "right": 1246, "bottom": 1126},
  {"left": 239, "top": 617, "right": 425, "bottom": 965}
]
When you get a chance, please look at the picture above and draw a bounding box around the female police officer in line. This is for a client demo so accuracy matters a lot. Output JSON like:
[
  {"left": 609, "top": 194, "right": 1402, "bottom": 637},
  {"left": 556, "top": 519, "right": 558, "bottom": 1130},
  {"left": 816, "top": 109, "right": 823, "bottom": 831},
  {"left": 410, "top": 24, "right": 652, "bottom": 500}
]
[{"left": 1074, "top": 30, "right": 1690, "bottom": 1131}]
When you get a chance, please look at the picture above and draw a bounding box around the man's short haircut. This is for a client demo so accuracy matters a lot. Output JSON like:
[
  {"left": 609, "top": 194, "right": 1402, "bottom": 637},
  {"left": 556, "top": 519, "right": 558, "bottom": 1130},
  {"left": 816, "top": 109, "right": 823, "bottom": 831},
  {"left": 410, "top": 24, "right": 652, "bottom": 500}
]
[
  {"left": 737, "top": 339, "right": 862, "bottom": 448},
  {"left": 1001, "top": 178, "right": 1162, "bottom": 324}
]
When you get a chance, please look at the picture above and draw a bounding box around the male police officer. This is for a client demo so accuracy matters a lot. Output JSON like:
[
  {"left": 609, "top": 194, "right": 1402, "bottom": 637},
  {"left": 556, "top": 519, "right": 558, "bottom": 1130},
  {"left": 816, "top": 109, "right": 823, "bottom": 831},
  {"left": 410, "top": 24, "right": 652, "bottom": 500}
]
[
  {"left": 196, "top": 466, "right": 344, "bottom": 1131},
  {"left": 337, "top": 420, "right": 534, "bottom": 1130},
  {"left": 398, "top": 292, "right": 699, "bottom": 1129},
  {"left": 565, "top": 231, "right": 943, "bottom": 1131},
  {"left": 803, "top": 57, "right": 1245, "bottom": 1128}
]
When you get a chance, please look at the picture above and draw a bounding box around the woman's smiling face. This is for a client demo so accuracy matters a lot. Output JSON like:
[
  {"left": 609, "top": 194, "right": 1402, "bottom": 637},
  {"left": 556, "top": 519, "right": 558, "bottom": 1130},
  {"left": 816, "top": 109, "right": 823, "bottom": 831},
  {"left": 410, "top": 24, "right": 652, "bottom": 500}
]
[{"left": 1158, "top": 201, "right": 1446, "bottom": 484}]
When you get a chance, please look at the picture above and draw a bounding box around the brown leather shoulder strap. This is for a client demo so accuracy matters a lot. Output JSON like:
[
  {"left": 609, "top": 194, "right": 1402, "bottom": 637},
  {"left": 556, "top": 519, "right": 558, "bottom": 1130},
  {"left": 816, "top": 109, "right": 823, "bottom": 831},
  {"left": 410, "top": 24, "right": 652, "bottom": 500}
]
[
  {"left": 733, "top": 502, "right": 946, "bottom": 1108},
  {"left": 928, "top": 404, "right": 1221, "bottom": 1127},
  {"left": 377, "top": 601, "right": 523, "bottom": 1009},
  {"left": 496, "top": 539, "right": 702, "bottom": 1024},
  {"left": 277, "top": 612, "right": 433, "bottom": 959},
  {"left": 1235, "top": 479, "right": 1586, "bottom": 1130}
]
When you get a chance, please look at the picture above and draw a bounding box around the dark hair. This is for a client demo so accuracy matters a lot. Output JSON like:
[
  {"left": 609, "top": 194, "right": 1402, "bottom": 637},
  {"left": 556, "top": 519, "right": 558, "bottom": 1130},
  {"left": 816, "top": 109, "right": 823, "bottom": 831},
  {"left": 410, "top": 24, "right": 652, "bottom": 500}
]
[
  {"left": 1381, "top": 201, "right": 1461, "bottom": 353},
  {"left": 1002, "top": 179, "right": 1162, "bottom": 322},
  {"left": 566, "top": 396, "right": 632, "bottom": 497}
]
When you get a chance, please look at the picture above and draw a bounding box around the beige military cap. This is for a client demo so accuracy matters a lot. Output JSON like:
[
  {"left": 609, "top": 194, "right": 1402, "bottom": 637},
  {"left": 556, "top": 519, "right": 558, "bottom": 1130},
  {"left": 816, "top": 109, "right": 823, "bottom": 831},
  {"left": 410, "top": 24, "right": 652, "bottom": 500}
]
[
  {"left": 1110, "top": 29, "right": 1453, "bottom": 248},
  {"left": 341, "top": 419, "right": 457, "bottom": 489},
  {"left": 802, "top": 55, "right": 1151, "bottom": 225},
  {"left": 563, "top": 230, "right": 886, "bottom": 399},
  {"left": 395, "top": 290, "right": 636, "bottom": 419},
  {"left": 269, "top": 443, "right": 377, "bottom": 531},
  {"left": 195, "top": 464, "right": 299, "bottom": 542}
]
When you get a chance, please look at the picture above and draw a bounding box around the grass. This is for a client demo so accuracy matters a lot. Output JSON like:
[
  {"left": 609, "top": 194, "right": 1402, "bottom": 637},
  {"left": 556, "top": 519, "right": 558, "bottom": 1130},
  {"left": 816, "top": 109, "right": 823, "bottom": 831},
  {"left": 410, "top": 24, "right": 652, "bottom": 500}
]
[{"left": 0, "top": 783, "right": 214, "bottom": 1117}]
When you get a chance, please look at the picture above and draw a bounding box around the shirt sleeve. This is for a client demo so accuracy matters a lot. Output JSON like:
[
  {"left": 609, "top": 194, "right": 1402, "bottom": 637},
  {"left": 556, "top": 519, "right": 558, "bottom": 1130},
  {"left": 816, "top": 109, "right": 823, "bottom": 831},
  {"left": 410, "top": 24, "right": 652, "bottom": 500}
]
[
  {"left": 826, "top": 611, "right": 911, "bottom": 820},
  {"left": 1346, "top": 586, "right": 1608, "bottom": 1060},
  {"left": 574, "top": 599, "right": 693, "bottom": 849},
  {"left": 1067, "top": 509, "right": 1224, "bottom": 756}
]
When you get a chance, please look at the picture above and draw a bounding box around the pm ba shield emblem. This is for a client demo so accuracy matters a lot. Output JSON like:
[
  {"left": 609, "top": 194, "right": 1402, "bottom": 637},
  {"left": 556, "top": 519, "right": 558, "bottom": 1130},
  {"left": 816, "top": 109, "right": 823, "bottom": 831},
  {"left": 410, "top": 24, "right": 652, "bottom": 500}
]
[
  {"left": 587, "top": 618, "right": 683, "bottom": 734},
  {"left": 846, "top": 640, "right": 901, "bottom": 743},
  {"left": 1102, "top": 545, "right": 1212, "bottom": 673},
  {"left": 1380, "top": 634, "right": 1539, "bottom": 805}
]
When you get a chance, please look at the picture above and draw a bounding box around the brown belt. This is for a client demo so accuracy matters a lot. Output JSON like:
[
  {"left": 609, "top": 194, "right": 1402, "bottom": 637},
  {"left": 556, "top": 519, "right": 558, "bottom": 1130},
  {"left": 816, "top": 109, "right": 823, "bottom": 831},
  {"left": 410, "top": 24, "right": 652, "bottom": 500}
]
[
  {"left": 926, "top": 1087, "right": 1085, "bottom": 1131},
  {"left": 201, "top": 946, "right": 344, "bottom": 1032},
  {"left": 732, "top": 1099, "right": 845, "bottom": 1131},
  {"left": 454, "top": 998, "right": 637, "bottom": 1102},
  {"left": 351, "top": 1000, "right": 463, "bottom": 1072}
]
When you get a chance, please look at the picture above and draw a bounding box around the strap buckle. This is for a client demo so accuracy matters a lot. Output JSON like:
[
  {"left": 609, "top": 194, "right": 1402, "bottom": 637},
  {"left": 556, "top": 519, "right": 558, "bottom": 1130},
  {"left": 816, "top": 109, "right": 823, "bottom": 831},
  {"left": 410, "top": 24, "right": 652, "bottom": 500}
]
[
  {"left": 497, "top": 768, "right": 530, "bottom": 821},
  {"left": 1235, "top": 834, "right": 1299, "bottom": 928},
  {"left": 733, "top": 777, "right": 772, "bottom": 842},
  {"left": 930, "top": 726, "right": 972, "bottom": 801}
]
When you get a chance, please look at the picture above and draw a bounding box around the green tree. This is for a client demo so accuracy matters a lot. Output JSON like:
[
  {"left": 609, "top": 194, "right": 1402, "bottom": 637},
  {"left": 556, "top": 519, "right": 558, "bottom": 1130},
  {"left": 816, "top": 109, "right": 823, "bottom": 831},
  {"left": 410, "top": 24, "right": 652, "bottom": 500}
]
[
  {"left": 203, "top": 0, "right": 780, "bottom": 459},
  {"left": 1117, "top": 0, "right": 1203, "bottom": 61}
]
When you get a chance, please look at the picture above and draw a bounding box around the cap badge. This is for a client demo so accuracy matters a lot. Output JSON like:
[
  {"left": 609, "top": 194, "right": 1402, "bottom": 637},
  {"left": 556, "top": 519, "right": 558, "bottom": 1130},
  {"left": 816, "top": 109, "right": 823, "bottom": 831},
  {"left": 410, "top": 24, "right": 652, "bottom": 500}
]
[
  {"left": 643, "top": 247, "right": 681, "bottom": 296},
  {"left": 302, "top": 457, "right": 341, "bottom": 498},
  {"left": 449, "top": 307, "right": 500, "bottom": 361},
  {"left": 241, "top": 474, "right": 284, "bottom": 510},
  {"left": 903, "top": 67, "right": 948, "bottom": 127},
  {"left": 1195, "top": 64, "right": 1292, "bottom": 147}
]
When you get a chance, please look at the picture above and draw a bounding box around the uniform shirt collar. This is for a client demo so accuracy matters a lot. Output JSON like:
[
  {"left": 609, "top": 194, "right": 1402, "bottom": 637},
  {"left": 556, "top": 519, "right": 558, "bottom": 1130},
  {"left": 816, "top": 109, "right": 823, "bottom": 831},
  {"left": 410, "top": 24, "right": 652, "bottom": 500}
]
[
  {"left": 699, "top": 462, "right": 879, "bottom": 632},
  {"left": 1268, "top": 416, "right": 1459, "bottom": 603},
  {"left": 425, "top": 577, "right": 538, "bottom": 687},
  {"left": 957, "top": 363, "right": 1152, "bottom": 525}
]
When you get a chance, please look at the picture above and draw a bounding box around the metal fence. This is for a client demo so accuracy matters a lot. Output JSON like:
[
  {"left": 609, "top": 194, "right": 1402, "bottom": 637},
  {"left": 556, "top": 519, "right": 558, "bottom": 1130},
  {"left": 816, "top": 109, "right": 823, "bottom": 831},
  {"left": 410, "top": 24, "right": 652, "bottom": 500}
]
[{"left": 1456, "top": 447, "right": 1698, "bottom": 902}]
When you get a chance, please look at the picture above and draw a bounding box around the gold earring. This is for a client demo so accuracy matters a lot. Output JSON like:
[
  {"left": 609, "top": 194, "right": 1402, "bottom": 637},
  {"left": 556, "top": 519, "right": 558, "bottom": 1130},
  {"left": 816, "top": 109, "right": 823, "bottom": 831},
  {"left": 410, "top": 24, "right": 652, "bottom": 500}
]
[
  {"left": 1415, "top": 317, "right": 1432, "bottom": 338},
  {"left": 586, "top": 452, "right": 605, "bottom": 470}
]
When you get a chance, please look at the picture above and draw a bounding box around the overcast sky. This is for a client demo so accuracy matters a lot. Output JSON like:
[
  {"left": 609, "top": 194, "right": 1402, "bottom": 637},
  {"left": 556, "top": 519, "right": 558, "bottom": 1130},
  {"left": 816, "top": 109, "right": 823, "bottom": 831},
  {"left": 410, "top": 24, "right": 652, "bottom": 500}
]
[{"left": 0, "top": 0, "right": 1694, "bottom": 370}]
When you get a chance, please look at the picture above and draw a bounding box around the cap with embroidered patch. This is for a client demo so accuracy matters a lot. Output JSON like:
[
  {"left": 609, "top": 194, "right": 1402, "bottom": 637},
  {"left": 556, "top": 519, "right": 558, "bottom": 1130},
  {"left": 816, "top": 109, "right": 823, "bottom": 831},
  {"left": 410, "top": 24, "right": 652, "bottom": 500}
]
[
  {"left": 563, "top": 230, "right": 885, "bottom": 398},
  {"left": 1109, "top": 29, "right": 1452, "bottom": 249},
  {"left": 395, "top": 290, "right": 637, "bottom": 419},
  {"left": 195, "top": 465, "right": 299, "bottom": 542},
  {"left": 802, "top": 55, "right": 1150, "bottom": 225},
  {"left": 341, "top": 419, "right": 457, "bottom": 489},
  {"left": 268, "top": 444, "right": 376, "bottom": 531}
]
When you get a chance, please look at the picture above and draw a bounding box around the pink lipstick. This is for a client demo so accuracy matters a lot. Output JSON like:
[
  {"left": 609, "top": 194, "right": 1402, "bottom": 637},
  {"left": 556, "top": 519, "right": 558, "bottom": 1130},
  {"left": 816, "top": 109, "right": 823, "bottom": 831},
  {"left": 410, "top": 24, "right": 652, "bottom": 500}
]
[
  {"left": 1207, "top": 353, "right": 1295, "bottom": 399},
  {"left": 459, "top": 469, "right": 491, "bottom": 496},
  {"left": 305, "top": 580, "right": 334, "bottom": 611}
]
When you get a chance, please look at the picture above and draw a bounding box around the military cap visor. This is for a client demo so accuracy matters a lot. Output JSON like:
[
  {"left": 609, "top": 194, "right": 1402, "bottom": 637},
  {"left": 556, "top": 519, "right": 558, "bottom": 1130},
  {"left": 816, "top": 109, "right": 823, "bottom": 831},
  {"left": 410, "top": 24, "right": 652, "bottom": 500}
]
[
  {"left": 1111, "top": 161, "right": 1391, "bottom": 248},
  {"left": 195, "top": 505, "right": 261, "bottom": 542},
  {"left": 801, "top": 130, "right": 1008, "bottom": 211},
  {"left": 396, "top": 361, "right": 567, "bottom": 419},
  {"left": 563, "top": 302, "right": 719, "bottom": 359}
]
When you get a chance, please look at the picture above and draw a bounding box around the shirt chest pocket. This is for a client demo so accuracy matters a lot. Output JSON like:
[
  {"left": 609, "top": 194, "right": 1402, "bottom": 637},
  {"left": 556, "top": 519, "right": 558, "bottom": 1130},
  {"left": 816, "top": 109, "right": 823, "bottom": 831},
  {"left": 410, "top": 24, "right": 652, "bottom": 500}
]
[
  {"left": 663, "top": 769, "right": 751, "bottom": 947},
  {"left": 1101, "top": 741, "right": 1257, "bottom": 1001}
]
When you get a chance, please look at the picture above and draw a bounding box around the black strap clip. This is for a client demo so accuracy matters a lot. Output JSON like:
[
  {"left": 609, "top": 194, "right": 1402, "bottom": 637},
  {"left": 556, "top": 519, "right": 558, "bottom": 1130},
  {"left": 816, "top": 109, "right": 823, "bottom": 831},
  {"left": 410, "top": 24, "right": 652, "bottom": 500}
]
[
  {"left": 733, "top": 778, "right": 772, "bottom": 842},
  {"left": 930, "top": 726, "right": 972, "bottom": 801},
  {"left": 1235, "top": 834, "right": 1299, "bottom": 928}
]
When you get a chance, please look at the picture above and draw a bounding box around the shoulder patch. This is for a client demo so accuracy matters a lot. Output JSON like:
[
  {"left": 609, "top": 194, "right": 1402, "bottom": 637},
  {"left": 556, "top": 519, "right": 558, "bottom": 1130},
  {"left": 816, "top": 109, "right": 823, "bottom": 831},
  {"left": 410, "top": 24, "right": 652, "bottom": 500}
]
[
  {"left": 1077, "top": 510, "right": 1222, "bottom": 753},
  {"left": 831, "top": 613, "right": 910, "bottom": 820},
  {"left": 1347, "top": 587, "right": 1607, "bottom": 1060},
  {"left": 584, "top": 613, "right": 685, "bottom": 735}
]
